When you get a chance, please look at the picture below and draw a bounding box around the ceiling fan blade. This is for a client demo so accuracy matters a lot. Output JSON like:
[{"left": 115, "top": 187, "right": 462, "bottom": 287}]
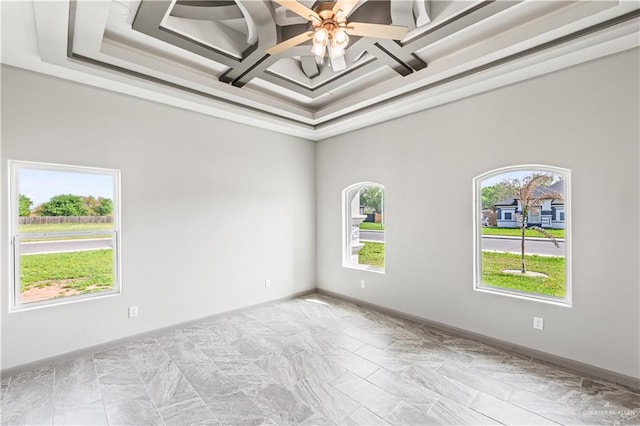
[
  {"left": 345, "top": 22, "right": 408, "bottom": 40},
  {"left": 265, "top": 31, "right": 315, "bottom": 56},
  {"left": 272, "top": 0, "right": 320, "bottom": 22},
  {"left": 332, "top": 0, "right": 359, "bottom": 18}
]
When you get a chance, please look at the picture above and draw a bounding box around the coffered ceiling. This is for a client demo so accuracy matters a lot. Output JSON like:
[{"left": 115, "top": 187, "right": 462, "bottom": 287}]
[{"left": 2, "top": 1, "right": 639, "bottom": 140}]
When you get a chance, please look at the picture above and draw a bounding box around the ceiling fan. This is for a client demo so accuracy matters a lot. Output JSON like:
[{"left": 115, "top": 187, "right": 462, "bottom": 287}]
[{"left": 266, "top": 0, "right": 408, "bottom": 71}]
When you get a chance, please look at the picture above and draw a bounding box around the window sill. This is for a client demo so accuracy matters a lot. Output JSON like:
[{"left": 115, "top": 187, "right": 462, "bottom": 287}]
[
  {"left": 10, "top": 289, "right": 121, "bottom": 313},
  {"left": 474, "top": 284, "right": 571, "bottom": 307},
  {"left": 343, "top": 264, "right": 385, "bottom": 274}
]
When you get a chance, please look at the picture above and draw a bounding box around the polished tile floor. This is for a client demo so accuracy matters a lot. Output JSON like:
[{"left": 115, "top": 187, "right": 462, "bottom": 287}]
[{"left": 1, "top": 293, "right": 638, "bottom": 425}]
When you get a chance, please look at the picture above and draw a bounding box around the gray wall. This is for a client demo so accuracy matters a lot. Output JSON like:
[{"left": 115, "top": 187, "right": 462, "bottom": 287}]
[
  {"left": 1, "top": 66, "right": 317, "bottom": 370},
  {"left": 316, "top": 49, "right": 640, "bottom": 379}
]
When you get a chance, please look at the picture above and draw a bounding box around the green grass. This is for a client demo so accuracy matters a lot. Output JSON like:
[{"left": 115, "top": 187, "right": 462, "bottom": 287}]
[
  {"left": 19, "top": 222, "right": 113, "bottom": 234},
  {"left": 19, "top": 222, "right": 113, "bottom": 242},
  {"left": 359, "top": 222, "right": 384, "bottom": 230},
  {"left": 482, "top": 227, "right": 565, "bottom": 239},
  {"left": 20, "top": 249, "right": 113, "bottom": 293},
  {"left": 358, "top": 241, "right": 384, "bottom": 268},
  {"left": 481, "top": 251, "right": 565, "bottom": 297}
]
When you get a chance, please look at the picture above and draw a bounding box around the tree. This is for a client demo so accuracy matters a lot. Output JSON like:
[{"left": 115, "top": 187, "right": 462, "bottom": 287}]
[
  {"left": 482, "top": 181, "right": 518, "bottom": 209},
  {"left": 18, "top": 194, "right": 33, "bottom": 217},
  {"left": 360, "top": 186, "right": 382, "bottom": 213},
  {"left": 82, "top": 195, "right": 101, "bottom": 215},
  {"left": 80, "top": 196, "right": 113, "bottom": 216},
  {"left": 95, "top": 197, "right": 113, "bottom": 216},
  {"left": 511, "top": 174, "right": 561, "bottom": 273},
  {"left": 40, "top": 194, "right": 89, "bottom": 216}
]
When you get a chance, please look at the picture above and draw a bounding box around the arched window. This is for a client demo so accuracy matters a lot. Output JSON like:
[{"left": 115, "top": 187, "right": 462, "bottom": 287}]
[
  {"left": 473, "top": 165, "right": 571, "bottom": 306},
  {"left": 342, "top": 182, "right": 385, "bottom": 272}
]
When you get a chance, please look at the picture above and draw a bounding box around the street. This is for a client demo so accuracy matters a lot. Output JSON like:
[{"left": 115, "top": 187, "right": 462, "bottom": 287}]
[
  {"left": 482, "top": 236, "right": 564, "bottom": 256},
  {"left": 360, "top": 230, "right": 384, "bottom": 242},
  {"left": 359, "top": 231, "right": 563, "bottom": 256},
  {"left": 20, "top": 238, "right": 113, "bottom": 255},
  {"left": 21, "top": 234, "right": 563, "bottom": 257}
]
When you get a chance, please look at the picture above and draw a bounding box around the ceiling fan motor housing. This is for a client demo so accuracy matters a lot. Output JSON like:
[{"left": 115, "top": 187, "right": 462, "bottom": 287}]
[{"left": 312, "top": 1, "right": 347, "bottom": 33}]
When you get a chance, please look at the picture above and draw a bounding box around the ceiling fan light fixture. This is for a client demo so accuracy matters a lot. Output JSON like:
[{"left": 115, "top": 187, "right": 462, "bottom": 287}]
[
  {"left": 312, "top": 26, "right": 349, "bottom": 61},
  {"left": 313, "top": 27, "right": 329, "bottom": 43},
  {"left": 311, "top": 40, "right": 327, "bottom": 57},
  {"left": 333, "top": 28, "right": 349, "bottom": 48},
  {"left": 328, "top": 43, "right": 345, "bottom": 59}
]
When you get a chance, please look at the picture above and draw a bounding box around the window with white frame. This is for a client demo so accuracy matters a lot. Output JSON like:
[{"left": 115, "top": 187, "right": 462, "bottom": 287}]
[
  {"left": 10, "top": 161, "right": 121, "bottom": 310},
  {"left": 474, "top": 165, "right": 571, "bottom": 306},
  {"left": 342, "top": 182, "right": 385, "bottom": 272}
]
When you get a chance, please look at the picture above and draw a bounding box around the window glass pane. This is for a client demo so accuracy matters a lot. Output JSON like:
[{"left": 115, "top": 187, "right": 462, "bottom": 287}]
[
  {"left": 18, "top": 168, "right": 115, "bottom": 235},
  {"left": 17, "top": 234, "right": 115, "bottom": 305},
  {"left": 477, "top": 167, "right": 569, "bottom": 304}
]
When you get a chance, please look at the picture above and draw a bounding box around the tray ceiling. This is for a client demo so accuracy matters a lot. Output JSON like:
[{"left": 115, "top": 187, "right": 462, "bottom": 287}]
[{"left": 2, "top": 0, "right": 639, "bottom": 140}]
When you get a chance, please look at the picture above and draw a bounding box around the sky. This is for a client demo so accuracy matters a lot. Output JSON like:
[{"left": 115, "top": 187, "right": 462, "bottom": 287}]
[
  {"left": 19, "top": 169, "right": 114, "bottom": 206},
  {"left": 481, "top": 170, "right": 561, "bottom": 187}
]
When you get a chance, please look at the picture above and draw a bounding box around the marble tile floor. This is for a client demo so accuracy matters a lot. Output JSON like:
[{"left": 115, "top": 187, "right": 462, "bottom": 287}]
[{"left": 1, "top": 293, "right": 638, "bottom": 425}]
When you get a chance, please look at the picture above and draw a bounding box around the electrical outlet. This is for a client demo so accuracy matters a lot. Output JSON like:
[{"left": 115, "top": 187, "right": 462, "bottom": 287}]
[
  {"left": 533, "top": 316, "right": 544, "bottom": 330},
  {"left": 360, "top": 280, "right": 366, "bottom": 289},
  {"left": 128, "top": 306, "right": 138, "bottom": 318},
  {"left": 265, "top": 279, "right": 271, "bottom": 288}
]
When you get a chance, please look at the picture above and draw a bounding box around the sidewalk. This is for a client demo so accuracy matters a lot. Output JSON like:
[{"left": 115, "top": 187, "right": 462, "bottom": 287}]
[{"left": 482, "top": 235, "right": 566, "bottom": 242}]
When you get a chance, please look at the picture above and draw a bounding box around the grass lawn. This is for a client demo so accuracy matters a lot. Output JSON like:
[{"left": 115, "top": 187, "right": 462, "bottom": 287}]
[
  {"left": 482, "top": 227, "right": 564, "bottom": 239},
  {"left": 359, "top": 222, "right": 384, "bottom": 230},
  {"left": 358, "top": 241, "right": 384, "bottom": 268},
  {"left": 19, "top": 222, "right": 113, "bottom": 234},
  {"left": 482, "top": 251, "right": 565, "bottom": 297},
  {"left": 21, "top": 249, "right": 113, "bottom": 293},
  {"left": 19, "top": 222, "right": 113, "bottom": 242}
]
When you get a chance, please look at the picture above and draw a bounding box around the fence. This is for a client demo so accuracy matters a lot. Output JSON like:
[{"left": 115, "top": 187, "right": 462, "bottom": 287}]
[{"left": 19, "top": 216, "right": 113, "bottom": 225}]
